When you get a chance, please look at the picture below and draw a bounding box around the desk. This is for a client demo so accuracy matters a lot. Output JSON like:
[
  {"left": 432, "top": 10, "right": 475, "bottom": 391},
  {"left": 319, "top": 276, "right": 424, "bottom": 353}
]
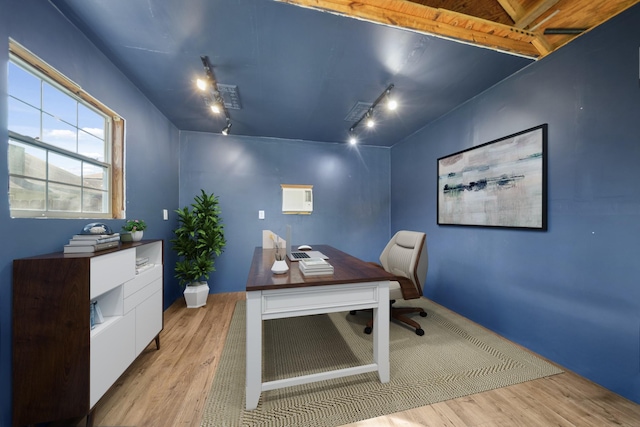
[{"left": 245, "top": 245, "right": 394, "bottom": 410}]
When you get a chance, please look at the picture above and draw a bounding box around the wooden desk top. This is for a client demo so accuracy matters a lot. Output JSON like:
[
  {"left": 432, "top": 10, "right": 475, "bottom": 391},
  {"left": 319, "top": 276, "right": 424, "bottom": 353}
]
[{"left": 245, "top": 245, "right": 395, "bottom": 291}]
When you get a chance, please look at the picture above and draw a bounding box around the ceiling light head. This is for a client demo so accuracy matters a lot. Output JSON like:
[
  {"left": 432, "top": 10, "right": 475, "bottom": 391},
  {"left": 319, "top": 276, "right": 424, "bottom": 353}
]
[
  {"left": 387, "top": 98, "right": 398, "bottom": 111},
  {"left": 365, "top": 112, "right": 375, "bottom": 128},
  {"left": 210, "top": 102, "right": 222, "bottom": 114},
  {"left": 348, "top": 129, "right": 357, "bottom": 145},
  {"left": 221, "top": 121, "right": 232, "bottom": 136},
  {"left": 196, "top": 78, "right": 207, "bottom": 91}
]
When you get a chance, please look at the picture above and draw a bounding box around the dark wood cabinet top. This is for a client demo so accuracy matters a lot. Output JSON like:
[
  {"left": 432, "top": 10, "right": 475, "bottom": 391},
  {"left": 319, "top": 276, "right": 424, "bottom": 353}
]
[
  {"left": 15, "top": 239, "right": 163, "bottom": 260},
  {"left": 245, "top": 245, "right": 395, "bottom": 291}
]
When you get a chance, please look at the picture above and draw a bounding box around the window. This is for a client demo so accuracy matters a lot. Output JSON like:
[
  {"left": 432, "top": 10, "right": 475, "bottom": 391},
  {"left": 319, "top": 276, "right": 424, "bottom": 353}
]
[{"left": 7, "top": 41, "right": 124, "bottom": 218}]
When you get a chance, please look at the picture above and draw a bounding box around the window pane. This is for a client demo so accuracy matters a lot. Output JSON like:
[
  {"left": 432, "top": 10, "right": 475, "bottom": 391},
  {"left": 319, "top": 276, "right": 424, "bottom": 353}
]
[
  {"left": 43, "top": 82, "right": 77, "bottom": 126},
  {"left": 79, "top": 131, "right": 105, "bottom": 161},
  {"left": 78, "top": 104, "right": 105, "bottom": 140},
  {"left": 9, "top": 176, "right": 46, "bottom": 210},
  {"left": 8, "top": 62, "right": 41, "bottom": 108},
  {"left": 48, "top": 182, "right": 81, "bottom": 212},
  {"left": 8, "top": 49, "right": 117, "bottom": 219},
  {"left": 83, "top": 188, "right": 106, "bottom": 213},
  {"left": 83, "top": 163, "right": 107, "bottom": 190},
  {"left": 9, "top": 140, "right": 46, "bottom": 179},
  {"left": 8, "top": 97, "right": 41, "bottom": 139},
  {"left": 49, "top": 152, "right": 81, "bottom": 186},
  {"left": 42, "top": 113, "right": 77, "bottom": 152}
]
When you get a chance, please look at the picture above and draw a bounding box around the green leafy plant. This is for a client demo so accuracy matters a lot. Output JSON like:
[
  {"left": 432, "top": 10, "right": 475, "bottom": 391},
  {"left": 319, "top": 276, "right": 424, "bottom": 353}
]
[
  {"left": 171, "top": 190, "right": 226, "bottom": 288},
  {"left": 123, "top": 219, "right": 147, "bottom": 232}
]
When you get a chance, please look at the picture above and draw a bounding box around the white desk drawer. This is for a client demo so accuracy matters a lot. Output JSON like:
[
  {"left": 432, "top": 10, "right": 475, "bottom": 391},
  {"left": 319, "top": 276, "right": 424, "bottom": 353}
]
[{"left": 261, "top": 282, "right": 384, "bottom": 319}]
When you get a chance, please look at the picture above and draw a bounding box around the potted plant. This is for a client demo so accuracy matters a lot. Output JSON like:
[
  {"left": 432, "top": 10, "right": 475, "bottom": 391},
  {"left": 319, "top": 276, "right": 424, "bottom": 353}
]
[
  {"left": 171, "top": 189, "right": 226, "bottom": 308},
  {"left": 122, "top": 219, "right": 147, "bottom": 242}
]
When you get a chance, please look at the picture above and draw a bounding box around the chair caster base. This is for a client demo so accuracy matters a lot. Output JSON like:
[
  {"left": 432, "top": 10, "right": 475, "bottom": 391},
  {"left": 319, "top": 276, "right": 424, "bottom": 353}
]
[
  {"left": 420, "top": 311, "right": 427, "bottom": 317},
  {"left": 364, "top": 326, "right": 372, "bottom": 334},
  {"left": 415, "top": 328, "right": 425, "bottom": 336}
]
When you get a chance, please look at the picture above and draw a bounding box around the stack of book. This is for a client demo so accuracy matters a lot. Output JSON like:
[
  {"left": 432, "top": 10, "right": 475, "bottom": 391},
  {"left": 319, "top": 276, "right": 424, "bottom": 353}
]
[
  {"left": 135, "top": 256, "right": 154, "bottom": 274},
  {"left": 64, "top": 233, "right": 120, "bottom": 254},
  {"left": 299, "top": 257, "right": 334, "bottom": 276}
]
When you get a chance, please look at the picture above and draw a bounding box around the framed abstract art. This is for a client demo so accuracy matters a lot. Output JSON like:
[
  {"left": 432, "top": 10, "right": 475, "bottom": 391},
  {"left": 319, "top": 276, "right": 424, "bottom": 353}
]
[{"left": 437, "top": 124, "right": 547, "bottom": 230}]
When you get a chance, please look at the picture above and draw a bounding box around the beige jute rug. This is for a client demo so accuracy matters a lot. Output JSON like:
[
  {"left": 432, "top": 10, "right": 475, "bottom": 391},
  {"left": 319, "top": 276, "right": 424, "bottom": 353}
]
[{"left": 202, "top": 298, "right": 562, "bottom": 426}]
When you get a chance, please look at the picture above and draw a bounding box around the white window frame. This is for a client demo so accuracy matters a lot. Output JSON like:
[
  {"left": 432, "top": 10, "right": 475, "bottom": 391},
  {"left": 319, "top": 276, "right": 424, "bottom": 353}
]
[{"left": 7, "top": 41, "right": 124, "bottom": 219}]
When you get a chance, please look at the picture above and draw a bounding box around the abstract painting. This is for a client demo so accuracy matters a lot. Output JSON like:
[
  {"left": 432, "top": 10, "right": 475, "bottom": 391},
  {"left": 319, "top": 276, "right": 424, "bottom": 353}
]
[{"left": 437, "top": 124, "right": 547, "bottom": 230}]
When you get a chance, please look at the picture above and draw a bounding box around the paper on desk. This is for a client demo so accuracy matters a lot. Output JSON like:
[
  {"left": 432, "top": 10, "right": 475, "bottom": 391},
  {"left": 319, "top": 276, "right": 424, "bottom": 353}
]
[{"left": 262, "top": 230, "right": 286, "bottom": 249}]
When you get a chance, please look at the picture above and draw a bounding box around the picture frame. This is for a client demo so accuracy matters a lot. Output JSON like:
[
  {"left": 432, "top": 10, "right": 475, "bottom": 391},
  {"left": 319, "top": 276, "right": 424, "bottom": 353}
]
[{"left": 437, "top": 124, "right": 547, "bottom": 230}]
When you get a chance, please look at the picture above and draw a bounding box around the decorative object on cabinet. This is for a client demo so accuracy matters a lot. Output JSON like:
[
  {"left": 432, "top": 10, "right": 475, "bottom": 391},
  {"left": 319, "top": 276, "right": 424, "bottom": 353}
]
[
  {"left": 12, "top": 240, "right": 164, "bottom": 427},
  {"left": 171, "top": 189, "right": 226, "bottom": 307},
  {"left": 81, "top": 222, "right": 114, "bottom": 235},
  {"left": 437, "top": 124, "right": 547, "bottom": 230},
  {"left": 122, "top": 219, "right": 147, "bottom": 241}
]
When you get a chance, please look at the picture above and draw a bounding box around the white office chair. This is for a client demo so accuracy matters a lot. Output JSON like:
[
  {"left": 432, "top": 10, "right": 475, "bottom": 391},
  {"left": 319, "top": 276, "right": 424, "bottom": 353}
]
[{"left": 352, "top": 230, "right": 429, "bottom": 335}]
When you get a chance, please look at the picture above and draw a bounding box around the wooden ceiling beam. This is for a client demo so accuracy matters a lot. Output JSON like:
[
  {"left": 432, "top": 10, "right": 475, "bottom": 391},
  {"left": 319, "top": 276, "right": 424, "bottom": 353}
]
[
  {"left": 495, "top": 0, "right": 525, "bottom": 21},
  {"left": 278, "top": 0, "right": 541, "bottom": 58},
  {"left": 514, "top": 0, "right": 560, "bottom": 28},
  {"left": 531, "top": 34, "right": 554, "bottom": 56}
]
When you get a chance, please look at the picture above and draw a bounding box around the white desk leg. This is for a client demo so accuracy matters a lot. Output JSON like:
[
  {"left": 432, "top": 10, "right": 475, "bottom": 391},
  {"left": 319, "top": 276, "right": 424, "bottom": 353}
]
[
  {"left": 246, "top": 291, "right": 262, "bottom": 410},
  {"left": 373, "top": 281, "right": 390, "bottom": 383}
]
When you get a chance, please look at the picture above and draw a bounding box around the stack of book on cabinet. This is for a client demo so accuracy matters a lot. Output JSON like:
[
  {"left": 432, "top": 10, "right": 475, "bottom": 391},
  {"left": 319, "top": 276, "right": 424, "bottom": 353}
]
[
  {"left": 64, "top": 233, "right": 120, "bottom": 254},
  {"left": 299, "top": 257, "right": 334, "bottom": 276},
  {"left": 135, "top": 256, "right": 154, "bottom": 274}
]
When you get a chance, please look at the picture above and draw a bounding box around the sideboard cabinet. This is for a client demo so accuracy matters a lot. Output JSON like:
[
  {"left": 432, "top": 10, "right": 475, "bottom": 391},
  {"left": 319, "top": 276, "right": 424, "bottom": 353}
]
[{"left": 12, "top": 240, "right": 164, "bottom": 427}]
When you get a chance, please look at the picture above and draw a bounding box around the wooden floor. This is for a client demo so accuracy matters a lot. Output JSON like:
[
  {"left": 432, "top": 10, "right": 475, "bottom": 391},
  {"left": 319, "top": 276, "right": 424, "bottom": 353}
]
[{"left": 80, "top": 292, "right": 640, "bottom": 427}]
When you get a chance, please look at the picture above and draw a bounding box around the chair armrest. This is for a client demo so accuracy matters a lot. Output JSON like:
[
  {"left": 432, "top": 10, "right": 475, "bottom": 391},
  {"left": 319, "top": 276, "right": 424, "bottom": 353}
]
[{"left": 368, "top": 262, "right": 420, "bottom": 300}]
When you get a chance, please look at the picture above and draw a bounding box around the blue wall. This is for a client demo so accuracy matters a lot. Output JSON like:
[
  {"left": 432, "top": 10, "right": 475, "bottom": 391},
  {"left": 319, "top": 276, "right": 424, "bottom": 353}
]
[
  {"left": 391, "top": 5, "right": 640, "bottom": 402},
  {"left": 179, "top": 131, "right": 391, "bottom": 293},
  {"left": 0, "top": 1, "right": 181, "bottom": 424}
]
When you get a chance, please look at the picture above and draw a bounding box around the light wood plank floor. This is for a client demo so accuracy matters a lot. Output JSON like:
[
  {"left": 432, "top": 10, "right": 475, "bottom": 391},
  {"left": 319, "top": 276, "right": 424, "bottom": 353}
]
[{"left": 73, "top": 292, "right": 640, "bottom": 426}]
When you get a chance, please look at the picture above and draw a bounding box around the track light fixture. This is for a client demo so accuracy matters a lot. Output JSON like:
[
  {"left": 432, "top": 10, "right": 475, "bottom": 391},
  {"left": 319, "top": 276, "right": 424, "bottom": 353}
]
[
  {"left": 198, "top": 55, "right": 232, "bottom": 135},
  {"left": 347, "top": 83, "right": 396, "bottom": 144},
  {"left": 221, "top": 120, "right": 232, "bottom": 136}
]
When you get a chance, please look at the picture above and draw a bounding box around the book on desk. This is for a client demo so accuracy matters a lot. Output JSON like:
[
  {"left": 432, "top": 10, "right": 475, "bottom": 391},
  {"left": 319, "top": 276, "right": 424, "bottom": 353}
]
[{"left": 298, "top": 257, "right": 334, "bottom": 276}]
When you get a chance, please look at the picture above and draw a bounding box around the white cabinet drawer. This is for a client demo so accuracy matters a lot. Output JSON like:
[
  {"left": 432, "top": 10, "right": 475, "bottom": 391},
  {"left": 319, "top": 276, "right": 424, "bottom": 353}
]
[
  {"left": 124, "top": 265, "right": 162, "bottom": 298},
  {"left": 90, "top": 250, "right": 136, "bottom": 299},
  {"left": 124, "top": 276, "right": 162, "bottom": 313}
]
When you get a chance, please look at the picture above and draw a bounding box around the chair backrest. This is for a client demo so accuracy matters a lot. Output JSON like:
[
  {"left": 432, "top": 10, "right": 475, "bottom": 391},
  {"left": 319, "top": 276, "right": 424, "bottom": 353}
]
[{"left": 379, "top": 230, "right": 428, "bottom": 294}]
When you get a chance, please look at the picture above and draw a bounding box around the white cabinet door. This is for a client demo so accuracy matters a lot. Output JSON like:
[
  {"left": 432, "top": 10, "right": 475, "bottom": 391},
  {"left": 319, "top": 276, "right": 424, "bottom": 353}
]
[
  {"left": 135, "top": 289, "right": 163, "bottom": 355},
  {"left": 90, "top": 311, "right": 135, "bottom": 408}
]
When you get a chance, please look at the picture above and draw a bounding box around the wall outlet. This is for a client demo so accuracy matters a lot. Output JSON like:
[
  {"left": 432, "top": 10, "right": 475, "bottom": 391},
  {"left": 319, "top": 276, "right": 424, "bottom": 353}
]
[
  {"left": 259, "top": 210, "right": 265, "bottom": 220},
  {"left": 163, "top": 209, "right": 168, "bottom": 220}
]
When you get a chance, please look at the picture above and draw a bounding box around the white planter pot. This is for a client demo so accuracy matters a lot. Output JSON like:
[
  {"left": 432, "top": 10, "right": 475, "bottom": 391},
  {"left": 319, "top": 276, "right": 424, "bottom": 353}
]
[{"left": 183, "top": 282, "right": 209, "bottom": 308}]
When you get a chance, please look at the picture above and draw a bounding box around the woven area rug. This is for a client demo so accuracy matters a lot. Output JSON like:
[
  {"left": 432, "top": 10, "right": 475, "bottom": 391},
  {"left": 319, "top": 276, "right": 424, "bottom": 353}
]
[{"left": 202, "top": 298, "right": 562, "bottom": 426}]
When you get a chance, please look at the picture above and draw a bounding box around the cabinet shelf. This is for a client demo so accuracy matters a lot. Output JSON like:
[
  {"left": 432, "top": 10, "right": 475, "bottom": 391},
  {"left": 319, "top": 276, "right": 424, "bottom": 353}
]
[{"left": 90, "top": 315, "right": 122, "bottom": 339}]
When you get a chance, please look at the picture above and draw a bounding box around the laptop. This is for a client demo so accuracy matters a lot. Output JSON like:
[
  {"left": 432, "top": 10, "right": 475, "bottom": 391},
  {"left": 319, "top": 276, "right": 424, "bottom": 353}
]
[{"left": 285, "top": 225, "right": 328, "bottom": 261}]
